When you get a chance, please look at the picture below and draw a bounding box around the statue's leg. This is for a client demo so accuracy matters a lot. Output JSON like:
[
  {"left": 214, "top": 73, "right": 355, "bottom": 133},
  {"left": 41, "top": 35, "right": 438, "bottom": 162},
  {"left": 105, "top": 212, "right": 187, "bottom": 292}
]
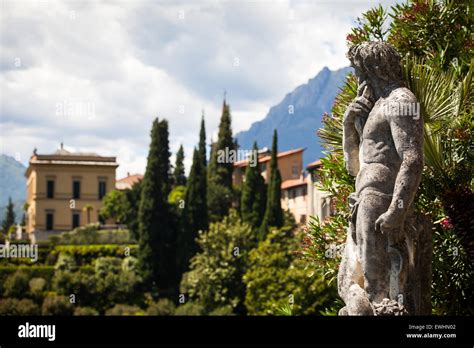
[
  {"left": 338, "top": 213, "right": 374, "bottom": 315},
  {"left": 338, "top": 224, "right": 364, "bottom": 298},
  {"left": 356, "top": 191, "right": 391, "bottom": 303}
]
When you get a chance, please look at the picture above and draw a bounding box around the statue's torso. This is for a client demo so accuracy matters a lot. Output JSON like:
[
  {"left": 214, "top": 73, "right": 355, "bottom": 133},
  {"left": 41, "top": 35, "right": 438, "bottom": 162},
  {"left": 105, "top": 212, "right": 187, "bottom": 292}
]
[{"left": 355, "top": 88, "right": 413, "bottom": 196}]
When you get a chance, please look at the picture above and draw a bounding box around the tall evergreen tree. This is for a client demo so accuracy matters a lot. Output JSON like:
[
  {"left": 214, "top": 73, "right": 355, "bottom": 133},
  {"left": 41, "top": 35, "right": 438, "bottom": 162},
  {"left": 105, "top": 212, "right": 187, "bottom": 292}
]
[
  {"left": 241, "top": 142, "right": 266, "bottom": 230},
  {"left": 199, "top": 114, "right": 207, "bottom": 168},
  {"left": 197, "top": 115, "right": 208, "bottom": 231},
  {"left": 138, "top": 118, "right": 177, "bottom": 294},
  {"left": 180, "top": 148, "right": 208, "bottom": 273},
  {"left": 173, "top": 144, "right": 186, "bottom": 186},
  {"left": 207, "top": 99, "right": 235, "bottom": 221},
  {"left": 2, "top": 197, "right": 15, "bottom": 234},
  {"left": 259, "top": 130, "right": 283, "bottom": 240},
  {"left": 213, "top": 99, "right": 234, "bottom": 188}
]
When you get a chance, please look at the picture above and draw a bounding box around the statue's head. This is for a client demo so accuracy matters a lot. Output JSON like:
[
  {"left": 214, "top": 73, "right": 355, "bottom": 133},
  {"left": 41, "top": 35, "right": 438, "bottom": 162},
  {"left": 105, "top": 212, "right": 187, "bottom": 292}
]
[{"left": 347, "top": 42, "right": 403, "bottom": 86}]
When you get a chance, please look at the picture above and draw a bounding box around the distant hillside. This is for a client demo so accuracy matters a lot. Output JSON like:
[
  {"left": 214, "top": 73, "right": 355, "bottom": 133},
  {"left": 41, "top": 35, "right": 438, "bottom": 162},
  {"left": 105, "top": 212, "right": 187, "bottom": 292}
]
[
  {"left": 236, "top": 66, "right": 352, "bottom": 167},
  {"left": 0, "top": 154, "right": 27, "bottom": 224}
]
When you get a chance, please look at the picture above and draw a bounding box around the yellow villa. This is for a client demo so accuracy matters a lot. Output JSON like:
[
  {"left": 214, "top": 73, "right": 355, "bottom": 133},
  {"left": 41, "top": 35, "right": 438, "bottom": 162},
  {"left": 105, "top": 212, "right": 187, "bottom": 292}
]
[{"left": 25, "top": 144, "right": 118, "bottom": 241}]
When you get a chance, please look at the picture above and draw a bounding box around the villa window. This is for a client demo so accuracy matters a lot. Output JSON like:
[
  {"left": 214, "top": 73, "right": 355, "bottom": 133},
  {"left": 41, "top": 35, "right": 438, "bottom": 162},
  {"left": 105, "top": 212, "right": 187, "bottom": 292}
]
[
  {"left": 73, "top": 180, "right": 81, "bottom": 199},
  {"left": 47, "top": 180, "right": 55, "bottom": 198},
  {"left": 98, "top": 181, "right": 107, "bottom": 200},
  {"left": 72, "top": 212, "right": 80, "bottom": 229},
  {"left": 46, "top": 212, "right": 54, "bottom": 230}
]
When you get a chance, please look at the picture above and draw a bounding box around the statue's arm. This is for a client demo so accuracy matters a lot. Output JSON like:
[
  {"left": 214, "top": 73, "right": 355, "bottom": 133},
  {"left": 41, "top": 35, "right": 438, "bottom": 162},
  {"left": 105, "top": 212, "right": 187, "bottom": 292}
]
[
  {"left": 343, "top": 105, "right": 361, "bottom": 176},
  {"left": 381, "top": 97, "right": 423, "bottom": 227}
]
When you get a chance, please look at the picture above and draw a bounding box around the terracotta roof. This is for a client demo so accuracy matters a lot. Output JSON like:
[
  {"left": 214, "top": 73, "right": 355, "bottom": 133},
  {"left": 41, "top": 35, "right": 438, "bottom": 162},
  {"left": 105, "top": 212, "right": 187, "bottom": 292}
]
[
  {"left": 234, "top": 148, "right": 304, "bottom": 168},
  {"left": 281, "top": 178, "right": 306, "bottom": 190},
  {"left": 116, "top": 174, "right": 143, "bottom": 190},
  {"left": 306, "top": 159, "right": 322, "bottom": 170}
]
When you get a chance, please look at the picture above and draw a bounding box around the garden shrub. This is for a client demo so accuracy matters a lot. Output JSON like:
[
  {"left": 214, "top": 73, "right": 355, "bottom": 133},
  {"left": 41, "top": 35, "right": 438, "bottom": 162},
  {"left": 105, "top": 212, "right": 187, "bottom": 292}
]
[
  {"left": 174, "top": 302, "right": 205, "bottom": 316},
  {"left": 3, "top": 270, "right": 30, "bottom": 298},
  {"left": 209, "top": 305, "right": 235, "bottom": 316},
  {"left": 41, "top": 295, "right": 74, "bottom": 316},
  {"left": 54, "top": 252, "right": 77, "bottom": 271},
  {"left": 94, "top": 256, "right": 122, "bottom": 277},
  {"left": 0, "top": 298, "right": 40, "bottom": 315},
  {"left": 146, "top": 298, "right": 176, "bottom": 316},
  {"left": 0, "top": 266, "right": 55, "bottom": 293},
  {"left": 29, "top": 277, "right": 47, "bottom": 300},
  {"left": 244, "top": 227, "right": 337, "bottom": 315},
  {"left": 105, "top": 304, "right": 144, "bottom": 316},
  {"left": 74, "top": 306, "right": 99, "bottom": 316},
  {"left": 52, "top": 268, "right": 96, "bottom": 306},
  {"left": 51, "top": 258, "right": 142, "bottom": 312},
  {"left": 180, "top": 210, "right": 254, "bottom": 314}
]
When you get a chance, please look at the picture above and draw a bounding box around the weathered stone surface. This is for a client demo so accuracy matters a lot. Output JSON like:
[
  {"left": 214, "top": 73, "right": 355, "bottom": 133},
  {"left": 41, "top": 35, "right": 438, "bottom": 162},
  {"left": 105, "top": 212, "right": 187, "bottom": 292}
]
[{"left": 338, "top": 42, "right": 430, "bottom": 315}]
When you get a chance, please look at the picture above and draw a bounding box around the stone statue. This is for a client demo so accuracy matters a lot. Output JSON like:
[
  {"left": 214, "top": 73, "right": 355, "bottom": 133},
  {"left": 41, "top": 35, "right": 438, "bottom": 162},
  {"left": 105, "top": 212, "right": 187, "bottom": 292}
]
[{"left": 338, "top": 42, "right": 430, "bottom": 315}]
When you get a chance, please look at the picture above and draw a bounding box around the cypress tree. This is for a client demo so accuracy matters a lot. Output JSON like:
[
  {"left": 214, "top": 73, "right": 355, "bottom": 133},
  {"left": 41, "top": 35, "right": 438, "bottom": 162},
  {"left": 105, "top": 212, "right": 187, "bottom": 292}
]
[
  {"left": 178, "top": 115, "right": 209, "bottom": 274},
  {"left": 2, "top": 197, "right": 15, "bottom": 234},
  {"left": 138, "top": 118, "right": 177, "bottom": 294},
  {"left": 180, "top": 148, "right": 208, "bottom": 273},
  {"left": 259, "top": 130, "right": 283, "bottom": 240},
  {"left": 173, "top": 144, "right": 186, "bottom": 186},
  {"left": 214, "top": 99, "right": 234, "bottom": 188},
  {"left": 207, "top": 99, "right": 234, "bottom": 221},
  {"left": 199, "top": 114, "right": 207, "bottom": 168},
  {"left": 197, "top": 115, "right": 208, "bottom": 231},
  {"left": 241, "top": 142, "right": 266, "bottom": 230}
]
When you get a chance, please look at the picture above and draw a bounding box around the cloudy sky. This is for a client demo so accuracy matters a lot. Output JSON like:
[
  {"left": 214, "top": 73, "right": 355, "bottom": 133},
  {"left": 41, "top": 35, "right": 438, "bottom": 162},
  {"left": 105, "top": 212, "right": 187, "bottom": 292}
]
[{"left": 0, "top": 0, "right": 396, "bottom": 178}]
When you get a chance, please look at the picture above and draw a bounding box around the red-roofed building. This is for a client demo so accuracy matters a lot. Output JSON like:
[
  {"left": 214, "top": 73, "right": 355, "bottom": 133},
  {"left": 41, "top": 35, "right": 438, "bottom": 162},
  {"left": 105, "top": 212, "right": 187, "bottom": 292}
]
[
  {"left": 116, "top": 173, "right": 143, "bottom": 190},
  {"left": 233, "top": 147, "right": 332, "bottom": 224},
  {"left": 233, "top": 148, "right": 304, "bottom": 186}
]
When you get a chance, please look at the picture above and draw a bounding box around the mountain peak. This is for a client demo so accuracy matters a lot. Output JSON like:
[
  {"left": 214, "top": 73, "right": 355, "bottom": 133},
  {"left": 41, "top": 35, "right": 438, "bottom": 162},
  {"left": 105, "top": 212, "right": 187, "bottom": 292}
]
[{"left": 235, "top": 66, "right": 351, "bottom": 168}]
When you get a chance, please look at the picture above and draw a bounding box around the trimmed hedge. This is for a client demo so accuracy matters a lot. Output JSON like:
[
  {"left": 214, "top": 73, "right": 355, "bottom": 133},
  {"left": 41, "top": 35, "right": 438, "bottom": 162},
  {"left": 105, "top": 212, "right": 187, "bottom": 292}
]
[
  {"left": 48, "top": 244, "right": 138, "bottom": 266},
  {"left": 49, "top": 225, "right": 135, "bottom": 245},
  {"left": 0, "top": 245, "right": 51, "bottom": 266}
]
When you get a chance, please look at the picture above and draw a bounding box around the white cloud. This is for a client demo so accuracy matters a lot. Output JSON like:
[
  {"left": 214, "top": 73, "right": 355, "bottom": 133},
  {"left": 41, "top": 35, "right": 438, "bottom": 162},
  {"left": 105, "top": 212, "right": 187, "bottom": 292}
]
[{"left": 0, "top": 0, "right": 397, "bottom": 177}]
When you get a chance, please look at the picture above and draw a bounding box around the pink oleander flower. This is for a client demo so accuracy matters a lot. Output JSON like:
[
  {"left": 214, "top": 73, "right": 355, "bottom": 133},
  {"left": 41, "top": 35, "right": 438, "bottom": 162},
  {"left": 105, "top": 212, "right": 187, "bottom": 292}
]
[{"left": 440, "top": 217, "right": 453, "bottom": 230}]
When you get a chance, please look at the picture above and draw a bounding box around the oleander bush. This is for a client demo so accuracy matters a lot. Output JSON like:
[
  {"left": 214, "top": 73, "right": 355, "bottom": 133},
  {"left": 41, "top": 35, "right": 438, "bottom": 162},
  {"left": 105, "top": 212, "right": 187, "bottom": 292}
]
[{"left": 303, "top": 0, "right": 474, "bottom": 315}]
